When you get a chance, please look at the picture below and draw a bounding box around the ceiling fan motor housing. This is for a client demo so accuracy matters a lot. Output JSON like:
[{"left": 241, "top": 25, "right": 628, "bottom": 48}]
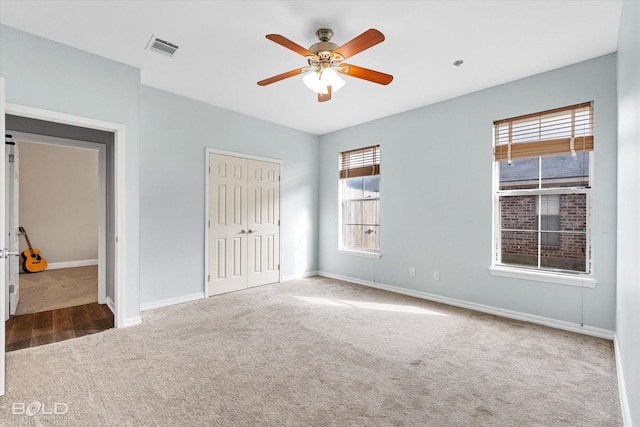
[{"left": 308, "top": 28, "right": 342, "bottom": 69}]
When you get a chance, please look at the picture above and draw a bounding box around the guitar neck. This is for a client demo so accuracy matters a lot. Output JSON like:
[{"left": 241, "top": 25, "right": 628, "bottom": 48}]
[{"left": 20, "top": 228, "right": 36, "bottom": 256}]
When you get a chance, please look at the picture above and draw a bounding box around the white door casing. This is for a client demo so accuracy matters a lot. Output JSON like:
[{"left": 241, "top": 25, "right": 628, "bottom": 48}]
[
  {"left": 1, "top": 77, "right": 8, "bottom": 396},
  {"left": 207, "top": 151, "right": 281, "bottom": 296},
  {"left": 5, "top": 141, "right": 19, "bottom": 316}
]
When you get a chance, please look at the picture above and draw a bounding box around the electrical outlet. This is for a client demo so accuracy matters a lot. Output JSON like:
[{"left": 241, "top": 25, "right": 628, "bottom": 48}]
[
  {"left": 409, "top": 267, "right": 416, "bottom": 277},
  {"left": 433, "top": 271, "right": 440, "bottom": 281}
]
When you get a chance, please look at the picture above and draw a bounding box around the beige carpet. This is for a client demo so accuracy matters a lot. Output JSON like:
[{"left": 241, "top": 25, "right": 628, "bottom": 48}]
[
  {"left": 15, "top": 266, "right": 98, "bottom": 315},
  {"left": 0, "top": 276, "right": 621, "bottom": 426}
]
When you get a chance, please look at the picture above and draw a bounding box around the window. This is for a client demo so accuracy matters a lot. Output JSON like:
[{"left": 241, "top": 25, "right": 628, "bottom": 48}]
[
  {"left": 538, "top": 195, "right": 560, "bottom": 246},
  {"left": 493, "top": 103, "right": 593, "bottom": 277},
  {"left": 339, "top": 145, "right": 380, "bottom": 255}
]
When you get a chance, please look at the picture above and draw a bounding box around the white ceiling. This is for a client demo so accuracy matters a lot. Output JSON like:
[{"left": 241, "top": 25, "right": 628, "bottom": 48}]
[{"left": 0, "top": 1, "right": 623, "bottom": 135}]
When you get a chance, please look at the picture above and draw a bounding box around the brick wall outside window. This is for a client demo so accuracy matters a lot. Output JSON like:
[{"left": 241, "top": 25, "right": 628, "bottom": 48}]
[{"left": 500, "top": 194, "right": 586, "bottom": 271}]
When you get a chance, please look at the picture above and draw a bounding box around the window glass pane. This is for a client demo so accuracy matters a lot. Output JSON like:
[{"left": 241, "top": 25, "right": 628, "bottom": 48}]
[
  {"left": 343, "top": 177, "right": 364, "bottom": 199},
  {"left": 344, "top": 225, "right": 379, "bottom": 251},
  {"left": 499, "top": 194, "right": 587, "bottom": 272},
  {"left": 539, "top": 216, "right": 561, "bottom": 246},
  {"left": 552, "top": 193, "right": 587, "bottom": 272},
  {"left": 500, "top": 194, "right": 538, "bottom": 267},
  {"left": 344, "top": 200, "right": 380, "bottom": 226},
  {"left": 499, "top": 158, "right": 540, "bottom": 190},
  {"left": 541, "top": 153, "right": 589, "bottom": 188},
  {"left": 559, "top": 194, "right": 586, "bottom": 233},
  {"left": 343, "top": 198, "right": 379, "bottom": 252},
  {"left": 363, "top": 175, "right": 380, "bottom": 197},
  {"left": 500, "top": 195, "right": 537, "bottom": 230},
  {"left": 500, "top": 153, "right": 589, "bottom": 190},
  {"left": 500, "top": 230, "right": 538, "bottom": 268},
  {"left": 540, "top": 232, "right": 586, "bottom": 272}
]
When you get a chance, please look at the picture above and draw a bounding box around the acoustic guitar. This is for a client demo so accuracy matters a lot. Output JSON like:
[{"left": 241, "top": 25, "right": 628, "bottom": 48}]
[{"left": 19, "top": 226, "right": 48, "bottom": 273}]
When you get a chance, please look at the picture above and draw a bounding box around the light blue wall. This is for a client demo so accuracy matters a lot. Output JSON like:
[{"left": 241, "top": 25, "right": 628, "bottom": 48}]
[
  {"left": 319, "top": 54, "right": 617, "bottom": 331},
  {"left": 0, "top": 23, "right": 320, "bottom": 319},
  {"left": 0, "top": 24, "right": 141, "bottom": 323},
  {"left": 139, "top": 86, "right": 319, "bottom": 305},
  {"left": 616, "top": 1, "right": 640, "bottom": 424}
]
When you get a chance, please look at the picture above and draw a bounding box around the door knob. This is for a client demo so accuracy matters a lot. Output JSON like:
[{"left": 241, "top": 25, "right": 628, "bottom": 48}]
[
  {"left": 247, "top": 229, "right": 255, "bottom": 234},
  {"left": 240, "top": 229, "right": 247, "bottom": 234},
  {"left": 0, "top": 249, "right": 19, "bottom": 259}
]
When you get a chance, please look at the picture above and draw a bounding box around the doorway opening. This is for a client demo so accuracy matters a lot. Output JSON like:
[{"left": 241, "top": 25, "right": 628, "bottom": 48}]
[
  {"left": 3, "top": 104, "right": 126, "bottom": 352},
  {"left": 4, "top": 131, "right": 110, "bottom": 350}
]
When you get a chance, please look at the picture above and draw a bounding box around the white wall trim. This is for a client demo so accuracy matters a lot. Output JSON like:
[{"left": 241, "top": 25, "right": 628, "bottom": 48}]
[
  {"left": 318, "top": 271, "right": 614, "bottom": 340},
  {"left": 123, "top": 316, "right": 142, "bottom": 328},
  {"left": 106, "top": 296, "right": 115, "bottom": 314},
  {"left": 140, "top": 292, "right": 205, "bottom": 312},
  {"left": 6, "top": 102, "right": 127, "bottom": 328},
  {"left": 614, "top": 334, "right": 632, "bottom": 426},
  {"left": 206, "top": 147, "right": 285, "bottom": 165},
  {"left": 282, "top": 271, "right": 319, "bottom": 282},
  {"left": 489, "top": 266, "right": 597, "bottom": 288},
  {"left": 46, "top": 259, "right": 99, "bottom": 270}
]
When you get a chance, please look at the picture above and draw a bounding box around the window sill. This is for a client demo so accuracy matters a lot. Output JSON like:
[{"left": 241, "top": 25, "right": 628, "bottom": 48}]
[
  {"left": 338, "top": 249, "right": 381, "bottom": 259},
  {"left": 489, "top": 266, "right": 596, "bottom": 288}
]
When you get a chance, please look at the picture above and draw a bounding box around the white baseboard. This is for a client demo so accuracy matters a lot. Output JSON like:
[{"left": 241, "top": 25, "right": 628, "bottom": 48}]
[
  {"left": 614, "top": 334, "right": 632, "bottom": 426},
  {"left": 108, "top": 296, "right": 141, "bottom": 328},
  {"left": 47, "top": 259, "right": 99, "bottom": 270},
  {"left": 123, "top": 316, "right": 142, "bottom": 328},
  {"left": 318, "top": 271, "right": 614, "bottom": 340},
  {"left": 140, "top": 292, "right": 205, "bottom": 312},
  {"left": 281, "top": 271, "right": 319, "bottom": 282},
  {"left": 106, "top": 296, "right": 115, "bottom": 314}
]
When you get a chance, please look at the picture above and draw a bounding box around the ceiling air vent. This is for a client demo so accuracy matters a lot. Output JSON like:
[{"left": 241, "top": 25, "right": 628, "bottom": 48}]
[{"left": 146, "top": 35, "right": 179, "bottom": 57}]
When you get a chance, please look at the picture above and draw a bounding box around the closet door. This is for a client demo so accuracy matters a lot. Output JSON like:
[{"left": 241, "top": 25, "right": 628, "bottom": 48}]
[
  {"left": 209, "top": 154, "right": 248, "bottom": 295},
  {"left": 247, "top": 160, "right": 280, "bottom": 287},
  {"left": 208, "top": 153, "right": 281, "bottom": 296}
]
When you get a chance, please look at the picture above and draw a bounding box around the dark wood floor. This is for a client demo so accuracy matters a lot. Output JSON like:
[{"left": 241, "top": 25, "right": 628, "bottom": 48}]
[{"left": 6, "top": 303, "right": 114, "bottom": 352}]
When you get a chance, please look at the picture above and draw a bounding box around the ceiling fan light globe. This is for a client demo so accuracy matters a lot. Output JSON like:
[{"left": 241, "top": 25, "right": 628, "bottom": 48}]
[
  {"left": 302, "top": 71, "right": 323, "bottom": 92},
  {"left": 321, "top": 68, "right": 345, "bottom": 93}
]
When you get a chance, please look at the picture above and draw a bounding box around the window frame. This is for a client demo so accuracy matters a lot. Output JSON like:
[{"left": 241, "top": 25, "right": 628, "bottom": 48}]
[
  {"left": 490, "top": 103, "right": 597, "bottom": 288},
  {"left": 338, "top": 145, "right": 381, "bottom": 258}
]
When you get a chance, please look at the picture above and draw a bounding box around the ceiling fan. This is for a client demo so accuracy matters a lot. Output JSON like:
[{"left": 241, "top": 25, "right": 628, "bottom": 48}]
[{"left": 257, "top": 28, "right": 393, "bottom": 102}]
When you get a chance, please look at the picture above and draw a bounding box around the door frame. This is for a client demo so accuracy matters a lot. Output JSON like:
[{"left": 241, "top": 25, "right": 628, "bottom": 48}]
[
  {"left": 204, "top": 148, "right": 282, "bottom": 297},
  {"left": 6, "top": 103, "right": 126, "bottom": 328},
  {"left": 9, "top": 131, "right": 107, "bottom": 306}
]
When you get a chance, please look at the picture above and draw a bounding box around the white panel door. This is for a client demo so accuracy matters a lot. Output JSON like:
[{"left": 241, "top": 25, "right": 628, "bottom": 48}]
[
  {"left": 0, "top": 77, "right": 8, "bottom": 395},
  {"left": 208, "top": 153, "right": 280, "bottom": 296},
  {"left": 247, "top": 160, "right": 280, "bottom": 287},
  {"left": 209, "top": 154, "right": 248, "bottom": 296}
]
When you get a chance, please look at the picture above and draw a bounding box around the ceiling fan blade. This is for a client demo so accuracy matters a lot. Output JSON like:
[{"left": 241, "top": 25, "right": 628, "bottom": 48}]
[
  {"left": 257, "top": 68, "right": 307, "bottom": 86},
  {"left": 318, "top": 86, "right": 332, "bottom": 102},
  {"left": 266, "top": 34, "right": 318, "bottom": 58},
  {"left": 340, "top": 64, "right": 393, "bottom": 85},
  {"left": 333, "top": 29, "right": 385, "bottom": 60}
]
